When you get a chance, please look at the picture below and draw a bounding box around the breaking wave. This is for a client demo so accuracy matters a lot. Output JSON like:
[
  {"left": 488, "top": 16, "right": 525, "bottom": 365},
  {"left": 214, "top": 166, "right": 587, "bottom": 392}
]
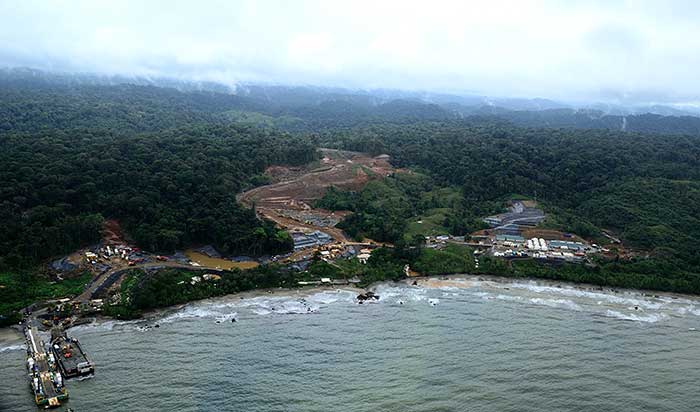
[
  {"left": 373, "top": 284, "right": 428, "bottom": 303},
  {"left": 507, "top": 282, "right": 669, "bottom": 310},
  {"left": 69, "top": 319, "right": 139, "bottom": 332},
  {"left": 529, "top": 298, "right": 582, "bottom": 311},
  {"left": 605, "top": 310, "right": 667, "bottom": 323},
  {"left": 160, "top": 306, "right": 239, "bottom": 323},
  {"left": 0, "top": 344, "right": 25, "bottom": 353},
  {"left": 160, "top": 289, "right": 357, "bottom": 321}
]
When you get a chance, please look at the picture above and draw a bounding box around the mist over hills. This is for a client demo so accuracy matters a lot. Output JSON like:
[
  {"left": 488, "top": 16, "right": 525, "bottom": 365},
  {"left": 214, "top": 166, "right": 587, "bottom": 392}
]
[{"left": 3, "top": 66, "right": 700, "bottom": 136}]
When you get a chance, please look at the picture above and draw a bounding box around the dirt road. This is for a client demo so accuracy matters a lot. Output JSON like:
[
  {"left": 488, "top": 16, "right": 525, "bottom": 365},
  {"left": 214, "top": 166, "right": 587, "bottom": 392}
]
[
  {"left": 75, "top": 260, "right": 223, "bottom": 302},
  {"left": 238, "top": 148, "right": 393, "bottom": 242}
]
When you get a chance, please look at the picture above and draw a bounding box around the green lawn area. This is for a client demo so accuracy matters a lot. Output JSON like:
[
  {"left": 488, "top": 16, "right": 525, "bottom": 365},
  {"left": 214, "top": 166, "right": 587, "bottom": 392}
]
[{"left": 404, "top": 207, "right": 452, "bottom": 239}]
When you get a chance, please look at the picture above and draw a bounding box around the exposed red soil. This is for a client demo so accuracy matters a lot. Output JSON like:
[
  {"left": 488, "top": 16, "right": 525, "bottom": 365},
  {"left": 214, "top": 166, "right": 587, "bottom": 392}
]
[{"left": 238, "top": 148, "right": 395, "bottom": 242}]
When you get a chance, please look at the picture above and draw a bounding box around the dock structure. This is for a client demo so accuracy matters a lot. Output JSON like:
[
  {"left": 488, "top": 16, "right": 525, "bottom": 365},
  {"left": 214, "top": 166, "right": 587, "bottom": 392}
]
[
  {"left": 51, "top": 329, "right": 95, "bottom": 379},
  {"left": 25, "top": 324, "right": 69, "bottom": 408}
]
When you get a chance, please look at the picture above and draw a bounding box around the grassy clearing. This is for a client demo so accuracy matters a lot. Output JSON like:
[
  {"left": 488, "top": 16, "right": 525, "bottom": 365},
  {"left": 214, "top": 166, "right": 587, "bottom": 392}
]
[{"left": 404, "top": 208, "right": 452, "bottom": 239}]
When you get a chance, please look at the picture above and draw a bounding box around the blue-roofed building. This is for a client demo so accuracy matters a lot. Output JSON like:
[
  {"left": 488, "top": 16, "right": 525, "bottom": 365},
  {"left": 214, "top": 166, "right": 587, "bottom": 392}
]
[{"left": 496, "top": 234, "right": 525, "bottom": 243}]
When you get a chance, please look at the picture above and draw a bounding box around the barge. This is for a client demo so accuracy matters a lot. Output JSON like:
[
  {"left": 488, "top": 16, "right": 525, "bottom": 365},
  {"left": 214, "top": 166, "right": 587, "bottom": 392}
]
[{"left": 50, "top": 330, "right": 95, "bottom": 379}]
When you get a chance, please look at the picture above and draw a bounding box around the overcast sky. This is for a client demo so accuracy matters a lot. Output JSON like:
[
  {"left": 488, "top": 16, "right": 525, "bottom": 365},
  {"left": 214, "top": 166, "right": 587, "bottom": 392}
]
[{"left": 1, "top": 0, "right": 700, "bottom": 105}]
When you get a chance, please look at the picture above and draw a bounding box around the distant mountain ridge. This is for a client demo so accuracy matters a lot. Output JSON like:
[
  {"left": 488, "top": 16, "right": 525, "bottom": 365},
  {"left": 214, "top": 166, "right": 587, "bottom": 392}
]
[{"left": 2, "top": 66, "right": 700, "bottom": 136}]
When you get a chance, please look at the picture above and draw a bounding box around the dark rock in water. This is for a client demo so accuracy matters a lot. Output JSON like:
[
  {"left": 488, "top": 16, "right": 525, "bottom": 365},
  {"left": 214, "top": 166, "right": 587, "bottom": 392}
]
[
  {"left": 154, "top": 324, "right": 160, "bottom": 328},
  {"left": 357, "top": 291, "right": 380, "bottom": 301},
  {"left": 412, "top": 281, "right": 418, "bottom": 286},
  {"left": 231, "top": 318, "right": 236, "bottom": 323}
]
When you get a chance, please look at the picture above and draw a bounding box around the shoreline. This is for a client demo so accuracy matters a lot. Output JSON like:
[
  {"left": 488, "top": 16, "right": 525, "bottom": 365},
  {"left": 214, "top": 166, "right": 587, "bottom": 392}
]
[
  {"left": 401, "top": 273, "right": 697, "bottom": 301},
  {"left": 3, "top": 272, "right": 699, "bottom": 339},
  {"left": 138, "top": 284, "right": 367, "bottom": 320}
]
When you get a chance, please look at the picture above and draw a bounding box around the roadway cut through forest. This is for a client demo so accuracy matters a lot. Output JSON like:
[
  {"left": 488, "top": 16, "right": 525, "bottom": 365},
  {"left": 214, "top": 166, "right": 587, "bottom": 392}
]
[{"left": 238, "top": 148, "right": 395, "bottom": 244}]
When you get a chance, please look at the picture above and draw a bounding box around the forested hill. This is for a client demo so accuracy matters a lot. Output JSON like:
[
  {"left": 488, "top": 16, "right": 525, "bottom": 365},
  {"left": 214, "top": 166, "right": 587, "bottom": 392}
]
[
  {"left": 0, "top": 80, "right": 265, "bottom": 133},
  {"left": 0, "top": 124, "right": 317, "bottom": 270},
  {"left": 3, "top": 71, "right": 700, "bottom": 273},
  {"left": 4, "top": 69, "right": 700, "bottom": 136},
  {"left": 321, "top": 122, "right": 700, "bottom": 274},
  {"left": 460, "top": 108, "right": 700, "bottom": 136},
  {"left": 0, "top": 71, "right": 453, "bottom": 133}
]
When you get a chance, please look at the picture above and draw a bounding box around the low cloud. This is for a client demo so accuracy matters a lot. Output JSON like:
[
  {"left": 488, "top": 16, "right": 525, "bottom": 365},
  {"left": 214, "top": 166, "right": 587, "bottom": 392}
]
[{"left": 1, "top": 0, "right": 700, "bottom": 105}]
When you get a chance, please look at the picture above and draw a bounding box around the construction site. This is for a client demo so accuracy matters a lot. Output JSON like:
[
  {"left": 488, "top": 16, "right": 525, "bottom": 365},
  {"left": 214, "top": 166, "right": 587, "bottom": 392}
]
[
  {"left": 236, "top": 148, "right": 393, "bottom": 263},
  {"left": 238, "top": 148, "right": 394, "bottom": 244},
  {"left": 36, "top": 149, "right": 392, "bottom": 318}
]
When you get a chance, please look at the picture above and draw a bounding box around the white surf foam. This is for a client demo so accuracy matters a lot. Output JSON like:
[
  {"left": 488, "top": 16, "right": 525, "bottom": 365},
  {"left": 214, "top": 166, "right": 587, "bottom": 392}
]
[
  {"left": 494, "top": 294, "right": 523, "bottom": 302},
  {"left": 256, "top": 300, "right": 320, "bottom": 315},
  {"left": 0, "top": 344, "right": 26, "bottom": 353},
  {"left": 215, "top": 312, "right": 238, "bottom": 323},
  {"left": 70, "top": 319, "right": 139, "bottom": 332},
  {"left": 508, "top": 282, "right": 667, "bottom": 310},
  {"left": 605, "top": 310, "right": 666, "bottom": 323},
  {"left": 529, "top": 298, "right": 582, "bottom": 311},
  {"left": 373, "top": 284, "right": 428, "bottom": 303},
  {"left": 166, "top": 292, "right": 339, "bottom": 319},
  {"left": 306, "top": 290, "right": 357, "bottom": 305},
  {"left": 159, "top": 306, "right": 225, "bottom": 324}
]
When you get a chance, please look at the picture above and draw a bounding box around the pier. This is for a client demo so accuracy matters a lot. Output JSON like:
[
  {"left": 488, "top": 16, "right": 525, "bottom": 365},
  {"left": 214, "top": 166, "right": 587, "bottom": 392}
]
[{"left": 25, "top": 323, "right": 69, "bottom": 408}]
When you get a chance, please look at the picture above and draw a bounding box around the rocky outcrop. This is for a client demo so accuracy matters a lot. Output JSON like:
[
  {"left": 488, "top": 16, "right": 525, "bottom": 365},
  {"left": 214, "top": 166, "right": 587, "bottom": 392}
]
[{"left": 356, "top": 291, "right": 380, "bottom": 303}]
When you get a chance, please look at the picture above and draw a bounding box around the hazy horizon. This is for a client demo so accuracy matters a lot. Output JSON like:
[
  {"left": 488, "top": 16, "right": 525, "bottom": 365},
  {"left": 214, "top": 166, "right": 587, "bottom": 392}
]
[{"left": 2, "top": 0, "right": 700, "bottom": 107}]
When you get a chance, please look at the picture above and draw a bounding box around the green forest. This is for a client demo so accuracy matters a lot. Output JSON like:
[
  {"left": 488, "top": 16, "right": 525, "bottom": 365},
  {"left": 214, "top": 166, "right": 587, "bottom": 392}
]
[
  {"left": 3, "top": 72, "right": 700, "bottom": 324},
  {"left": 0, "top": 125, "right": 317, "bottom": 270},
  {"left": 316, "top": 122, "right": 700, "bottom": 288}
]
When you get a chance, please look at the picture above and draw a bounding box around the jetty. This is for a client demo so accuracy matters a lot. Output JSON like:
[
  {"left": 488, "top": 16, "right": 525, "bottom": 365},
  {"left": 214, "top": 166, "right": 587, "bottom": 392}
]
[{"left": 25, "top": 323, "right": 69, "bottom": 408}]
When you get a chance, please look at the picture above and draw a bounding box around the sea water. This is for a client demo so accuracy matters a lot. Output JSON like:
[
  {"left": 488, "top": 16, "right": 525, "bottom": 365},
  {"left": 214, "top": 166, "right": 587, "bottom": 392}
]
[{"left": 1, "top": 276, "right": 699, "bottom": 411}]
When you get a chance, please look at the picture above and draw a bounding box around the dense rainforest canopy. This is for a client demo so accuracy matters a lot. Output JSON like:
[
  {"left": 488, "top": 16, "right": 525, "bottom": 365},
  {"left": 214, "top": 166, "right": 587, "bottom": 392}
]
[
  {"left": 2, "top": 70, "right": 700, "bottom": 299},
  {"left": 0, "top": 124, "right": 317, "bottom": 270},
  {"left": 318, "top": 123, "right": 700, "bottom": 275}
]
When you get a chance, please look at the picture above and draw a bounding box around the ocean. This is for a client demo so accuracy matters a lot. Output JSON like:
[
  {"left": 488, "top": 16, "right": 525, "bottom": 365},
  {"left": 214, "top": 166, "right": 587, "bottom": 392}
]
[{"left": 2, "top": 276, "right": 699, "bottom": 411}]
